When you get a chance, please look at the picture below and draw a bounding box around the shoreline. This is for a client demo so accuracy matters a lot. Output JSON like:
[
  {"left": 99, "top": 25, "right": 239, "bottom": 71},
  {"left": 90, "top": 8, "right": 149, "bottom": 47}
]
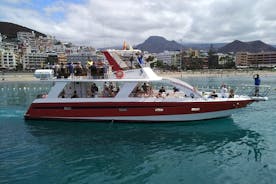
[
  {"left": 1, "top": 70, "right": 276, "bottom": 82},
  {"left": 157, "top": 70, "right": 276, "bottom": 78}
]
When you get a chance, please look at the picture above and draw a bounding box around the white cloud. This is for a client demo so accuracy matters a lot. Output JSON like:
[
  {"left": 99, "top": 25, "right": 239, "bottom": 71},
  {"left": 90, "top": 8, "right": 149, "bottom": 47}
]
[{"left": 1, "top": 0, "right": 276, "bottom": 47}]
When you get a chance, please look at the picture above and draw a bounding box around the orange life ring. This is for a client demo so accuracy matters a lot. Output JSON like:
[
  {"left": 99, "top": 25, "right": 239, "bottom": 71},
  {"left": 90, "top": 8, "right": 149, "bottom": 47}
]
[{"left": 116, "top": 70, "right": 124, "bottom": 79}]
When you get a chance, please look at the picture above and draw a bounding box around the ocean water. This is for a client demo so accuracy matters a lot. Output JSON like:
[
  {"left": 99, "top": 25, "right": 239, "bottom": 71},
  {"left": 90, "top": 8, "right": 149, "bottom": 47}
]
[{"left": 0, "top": 75, "right": 276, "bottom": 184}]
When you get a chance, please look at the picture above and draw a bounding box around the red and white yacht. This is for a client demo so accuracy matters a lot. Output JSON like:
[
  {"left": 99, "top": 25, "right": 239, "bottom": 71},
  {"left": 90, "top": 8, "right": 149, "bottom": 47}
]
[{"left": 24, "top": 50, "right": 268, "bottom": 122}]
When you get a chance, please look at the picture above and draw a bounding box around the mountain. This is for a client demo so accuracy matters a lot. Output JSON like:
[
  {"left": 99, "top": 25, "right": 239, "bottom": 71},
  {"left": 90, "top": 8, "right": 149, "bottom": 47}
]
[
  {"left": 218, "top": 40, "right": 276, "bottom": 53},
  {"left": 135, "top": 36, "right": 185, "bottom": 53},
  {"left": 0, "top": 22, "right": 46, "bottom": 38}
]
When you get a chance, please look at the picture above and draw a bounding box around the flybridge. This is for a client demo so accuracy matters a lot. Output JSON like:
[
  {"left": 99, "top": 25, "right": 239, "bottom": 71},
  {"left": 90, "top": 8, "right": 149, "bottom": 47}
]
[{"left": 100, "top": 50, "right": 161, "bottom": 81}]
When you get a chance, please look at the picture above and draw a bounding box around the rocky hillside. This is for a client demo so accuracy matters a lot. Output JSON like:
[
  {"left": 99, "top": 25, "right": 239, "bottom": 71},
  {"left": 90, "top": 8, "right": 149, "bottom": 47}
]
[
  {"left": 0, "top": 22, "right": 46, "bottom": 38},
  {"left": 135, "top": 36, "right": 185, "bottom": 53},
  {"left": 218, "top": 40, "right": 276, "bottom": 53}
]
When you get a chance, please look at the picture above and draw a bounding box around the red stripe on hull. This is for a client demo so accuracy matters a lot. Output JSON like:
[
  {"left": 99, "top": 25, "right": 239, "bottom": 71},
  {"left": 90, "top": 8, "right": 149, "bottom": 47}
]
[{"left": 25, "top": 100, "right": 253, "bottom": 120}]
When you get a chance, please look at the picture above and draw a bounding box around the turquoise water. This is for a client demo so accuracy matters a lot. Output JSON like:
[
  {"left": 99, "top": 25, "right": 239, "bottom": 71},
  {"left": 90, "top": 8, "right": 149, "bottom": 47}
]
[{"left": 0, "top": 75, "right": 276, "bottom": 184}]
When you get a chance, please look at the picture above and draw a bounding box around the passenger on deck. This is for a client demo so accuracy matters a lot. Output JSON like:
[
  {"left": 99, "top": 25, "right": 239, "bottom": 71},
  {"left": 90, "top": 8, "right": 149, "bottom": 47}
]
[
  {"left": 159, "top": 86, "right": 166, "bottom": 93},
  {"left": 144, "top": 85, "right": 153, "bottom": 97},
  {"left": 59, "top": 63, "right": 68, "bottom": 78},
  {"left": 71, "top": 90, "right": 79, "bottom": 98},
  {"left": 142, "top": 82, "right": 149, "bottom": 92},
  {"left": 91, "top": 83, "right": 99, "bottom": 97},
  {"left": 173, "top": 87, "right": 179, "bottom": 93},
  {"left": 59, "top": 90, "right": 66, "bottom": 98},
  {"left": 253, "top": 74, "right": 261, "bottom": 96},
  {"left": 109, "top": 82, "right": 115, "bottom": 92},
  {"left": 220, "top": 84, "right": 228, "bottom": 98},
  {"left": 134, "top": 86, "right": 143, "bottom": 97},
  {"left": 90, "top": 62, "right": 97, "bottom": 79},
  {"left": 102, "top": 86, "right": 110, "bottom": 97},
  {"left": 74, "top": 62, "right": 83, "bottom": 76},
  {"left": 68, "top": 62, "right": 74, "bottom": 78},
  {"left": 86, "top": 58, "right": 93, "bottom": 78},
  {"left": 229, "top": 89, "right": 235, "bottom": 98},
  {"left": 157, "top": 86, "right": 166, "bottom": 98},
  {"left": 209, "top": 90, "right": 218, "bottom": 98},
  {"left": 87, "top": 89, "right": 93, "bottom": 97}
]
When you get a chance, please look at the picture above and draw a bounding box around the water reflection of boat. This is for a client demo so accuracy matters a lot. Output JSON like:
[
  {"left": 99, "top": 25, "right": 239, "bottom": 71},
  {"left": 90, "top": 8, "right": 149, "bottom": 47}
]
[
  {"left": 24, "top": 50, "right": 269, "bottom": 122},
  {"left": 25, "top": 118, "right": 263, "bottom": 154},
  {"left": 25, "top": 118, "right": 265, "bottom": 178}
]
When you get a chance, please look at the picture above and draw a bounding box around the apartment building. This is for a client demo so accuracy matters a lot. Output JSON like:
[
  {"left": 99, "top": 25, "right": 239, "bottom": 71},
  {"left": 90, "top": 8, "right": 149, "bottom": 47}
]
[
  {"left": 0, "top": 49, "right": 19, "bottom": 70},
  {"left": 236, "top": 52, "right": 276, "bottom": 68},
  {"left": 22, "top": 53, "right": 47, "bottom": 70},
  {"left": 17, "top": 32, "right": 37, "bottom": 52},
  {"left": 154, "top": 51, "right": 180, "bottom": 66}
]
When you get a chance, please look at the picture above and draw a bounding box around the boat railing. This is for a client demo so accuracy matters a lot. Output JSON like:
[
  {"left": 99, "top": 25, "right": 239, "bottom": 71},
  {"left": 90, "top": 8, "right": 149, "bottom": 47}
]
[
  {"left": 197, "top": 84, "right": 271, "bottom": 97},
  {"left": 235, "top": 84, "right": 271, "bottom": 97}
]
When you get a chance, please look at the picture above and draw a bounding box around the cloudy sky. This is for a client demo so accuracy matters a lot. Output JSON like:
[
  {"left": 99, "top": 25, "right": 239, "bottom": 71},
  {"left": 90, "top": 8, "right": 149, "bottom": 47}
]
[{"left": 1, "top": 0, "right": 276, "bottom": 48}]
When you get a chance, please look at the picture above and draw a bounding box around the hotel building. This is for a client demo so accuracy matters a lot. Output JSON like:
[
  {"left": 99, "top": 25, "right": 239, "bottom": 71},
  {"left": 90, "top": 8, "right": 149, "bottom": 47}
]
[{"left": 236, "top": 52, "right": 276, "bottom": 68}]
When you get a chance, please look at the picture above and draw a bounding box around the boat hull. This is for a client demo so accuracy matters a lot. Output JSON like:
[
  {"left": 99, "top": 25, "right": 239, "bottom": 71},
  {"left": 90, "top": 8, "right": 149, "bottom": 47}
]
[{"left": 24, "top": 99, "right": 254, "bottom": 122}]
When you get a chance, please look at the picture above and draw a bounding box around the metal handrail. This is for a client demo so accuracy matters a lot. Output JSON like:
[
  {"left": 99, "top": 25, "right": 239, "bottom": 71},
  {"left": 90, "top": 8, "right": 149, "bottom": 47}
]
[{"left": 197, "top": 84, "right": 271, "bottom": 97}]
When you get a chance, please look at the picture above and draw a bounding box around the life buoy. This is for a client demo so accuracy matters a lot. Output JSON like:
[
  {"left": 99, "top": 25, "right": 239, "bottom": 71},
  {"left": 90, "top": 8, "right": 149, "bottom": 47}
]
[{"left": 116, "top": 70, "right": 124, "bottom": 79}]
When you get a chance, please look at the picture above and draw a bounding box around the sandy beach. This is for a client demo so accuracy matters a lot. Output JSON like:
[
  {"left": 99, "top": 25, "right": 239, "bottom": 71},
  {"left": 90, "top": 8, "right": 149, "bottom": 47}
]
[
  {"left": 156, "top": 69, "right": 276, "bottom": 78},
  {"left": 1, "top": 70, "right": 276, "bottom": 82}
]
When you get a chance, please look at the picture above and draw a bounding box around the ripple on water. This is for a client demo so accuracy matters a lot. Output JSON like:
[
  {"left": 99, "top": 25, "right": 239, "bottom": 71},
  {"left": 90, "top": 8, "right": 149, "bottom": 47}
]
[{"left": 1, "top": 78, "right": 276, "bottom": 184}]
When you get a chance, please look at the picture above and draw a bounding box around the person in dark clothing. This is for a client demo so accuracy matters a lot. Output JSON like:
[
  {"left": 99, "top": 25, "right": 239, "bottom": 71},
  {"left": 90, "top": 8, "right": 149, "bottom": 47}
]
[
  {"left": 91, "top": 83, "right": 99, "bottom": 97},
  {"left": 90, "top": 62, "right": 97, "bottom": 79},
  {"left": 74, "top": 62, "right": 83, "bottom": 76},
  {"left": 71, "top": 90, "right": 79, "bottom": 98},
  {"left": 253, "top": 74, "right": 261, "bottom": 96},
  {"left": 68, "top": 62, "right": 74, "bottom": 78},
  {"left": 159, "top": 86, "right": 166, "bottom": 93}
]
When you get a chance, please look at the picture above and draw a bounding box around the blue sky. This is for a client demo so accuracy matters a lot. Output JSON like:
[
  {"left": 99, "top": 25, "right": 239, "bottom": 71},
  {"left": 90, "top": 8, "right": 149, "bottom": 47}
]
[{"left": 1, "top": 0, "right": 276, "bottom": 48}]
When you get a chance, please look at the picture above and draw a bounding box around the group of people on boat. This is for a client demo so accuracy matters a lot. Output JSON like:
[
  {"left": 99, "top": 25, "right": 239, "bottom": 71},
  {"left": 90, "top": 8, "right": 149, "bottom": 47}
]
[
  {"left": 131, "top": 83, "right": 181, "bottom": 98},
  {"left": 132, "top": 82, "right": 154, "bottom": 97},
  {"left": 52, "top": 59, "right": 108, "bottom": 79},
  {"left": 58, "top": 81, "right": 121, "bottom": 99},
  {"left": 102, "top": 82, "right": 120, "bottom": 97},
  {"left": 208, "top": 73, "right": 261, "bottom": 99},
  {"left": 57, "top": 73, "right": 262, "bottom": 100},
  {"left": 207, "top": 84, "right": 235, "bottom": 99}
]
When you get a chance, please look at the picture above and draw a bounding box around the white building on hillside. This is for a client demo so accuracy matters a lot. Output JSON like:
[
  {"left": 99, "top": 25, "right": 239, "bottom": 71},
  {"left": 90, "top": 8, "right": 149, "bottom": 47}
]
[
  {"left": 0, "top": 49, "right": 19, "bottom": 70},
  {"left": 22, "top": 53, "right": 47, "bottom": 70},
  {"left": 154, "top": 51, "right": 180, "bottom": 65}
]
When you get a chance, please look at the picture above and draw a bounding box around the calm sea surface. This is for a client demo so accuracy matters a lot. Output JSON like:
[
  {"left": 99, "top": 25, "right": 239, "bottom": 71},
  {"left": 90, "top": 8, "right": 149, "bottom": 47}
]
[{"left": 0, "top": 75, "right": 276, "bottom": 184}]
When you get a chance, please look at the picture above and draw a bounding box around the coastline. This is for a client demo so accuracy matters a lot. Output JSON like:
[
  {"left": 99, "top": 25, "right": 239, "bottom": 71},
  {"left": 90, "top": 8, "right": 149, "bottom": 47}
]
[
  {"left": 157, "top": 70, "right": 276, "bottom": 78},
  {"left": 0, "top": 72, "right": 38, "bottom": 82},
  {"left": 1, "top": 70, "right": 276, "bottom": 82}
]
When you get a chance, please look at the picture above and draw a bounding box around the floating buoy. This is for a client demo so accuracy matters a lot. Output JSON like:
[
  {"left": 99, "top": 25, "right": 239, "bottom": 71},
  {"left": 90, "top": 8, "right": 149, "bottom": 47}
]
[{"left": 115, "top": 70, "right": 124, "bottom": 79}]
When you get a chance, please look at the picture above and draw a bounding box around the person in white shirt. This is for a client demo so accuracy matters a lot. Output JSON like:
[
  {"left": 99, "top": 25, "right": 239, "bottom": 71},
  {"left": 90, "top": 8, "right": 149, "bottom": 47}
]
[{"left": 220, "top": 84, "right": 228, "bottom": 98}]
